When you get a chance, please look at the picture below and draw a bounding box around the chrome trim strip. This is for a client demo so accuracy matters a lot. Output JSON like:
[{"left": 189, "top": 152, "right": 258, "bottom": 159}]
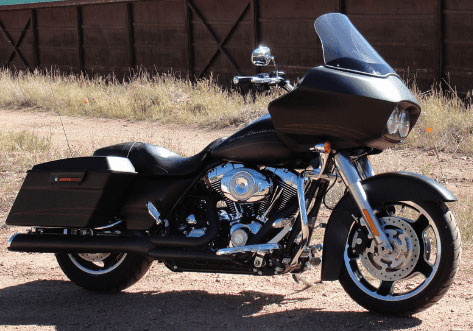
[
  {"left": 7, "top": 233, "right": 19, "bottom": 249},
  {"left": 94, "top": 220, "right": 123, "bottom": 230},
  {"left": 216, "top": 243, "right": 280, "bottom": 256}
]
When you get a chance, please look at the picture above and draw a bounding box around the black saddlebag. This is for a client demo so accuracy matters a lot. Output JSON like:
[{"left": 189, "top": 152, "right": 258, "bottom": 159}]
[{"left": 6, "top": 156, "right": 136, "bottom": 228}]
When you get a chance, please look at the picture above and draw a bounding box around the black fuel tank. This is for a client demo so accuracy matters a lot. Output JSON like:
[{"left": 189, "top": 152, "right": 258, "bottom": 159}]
[{"left": 210, "top": 115, "right": 310, "bottom": 167}]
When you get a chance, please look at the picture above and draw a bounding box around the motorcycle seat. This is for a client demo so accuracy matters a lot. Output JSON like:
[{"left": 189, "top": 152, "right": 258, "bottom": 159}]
[{"left": 93, "top": 138, "right": 224, "bottom": 176}]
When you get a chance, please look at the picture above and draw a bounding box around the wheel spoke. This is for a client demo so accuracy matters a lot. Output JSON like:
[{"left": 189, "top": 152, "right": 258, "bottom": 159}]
[
  {"left": 376, "top": 281, "right": 394, "bottom": 296},
  {"left": 411, "top": 214, "right": 429, "bottom": 233},
  {"left": 415, "top": 259, "right": 434, "bottom": 278}
]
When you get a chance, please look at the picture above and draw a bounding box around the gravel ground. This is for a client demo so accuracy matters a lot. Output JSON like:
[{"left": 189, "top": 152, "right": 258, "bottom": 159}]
[
  {"left": 0, "top": 228, "right": 472, "bottom": 331},
  {"left": 1, "top": 109, "right": 472, "bottom": 330}
]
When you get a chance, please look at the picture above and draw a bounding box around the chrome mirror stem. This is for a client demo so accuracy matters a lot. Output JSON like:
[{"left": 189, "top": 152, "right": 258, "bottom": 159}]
[{"left": 334, "top": 152, "right": 393, "bottom": 252}]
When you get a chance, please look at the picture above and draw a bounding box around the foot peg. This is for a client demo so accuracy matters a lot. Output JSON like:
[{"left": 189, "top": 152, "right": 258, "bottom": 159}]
[{"left": 147, "top": 201, "right": 164, "bottom": 226}]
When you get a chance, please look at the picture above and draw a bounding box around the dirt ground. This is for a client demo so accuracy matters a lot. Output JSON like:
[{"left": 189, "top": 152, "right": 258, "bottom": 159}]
[{"left": 1, "top": 109, "right": 472, "bottom": 330}]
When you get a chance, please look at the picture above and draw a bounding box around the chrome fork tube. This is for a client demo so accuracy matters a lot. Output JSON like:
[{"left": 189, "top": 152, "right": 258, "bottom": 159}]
[
  {"left": 290, "top": 173, "right": 310, "bottom": 265},
  {"left": 356, "top": 155, "right": 375, "bottom": 180},
  {"left": 334, "top": 152, "right": 393, "bottom": 251},
  {"left": 297, "top": 175, "right": 310, "bottom": 242}
]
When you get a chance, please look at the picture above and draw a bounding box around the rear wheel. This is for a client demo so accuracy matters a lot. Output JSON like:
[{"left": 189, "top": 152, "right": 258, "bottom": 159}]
[
  {"left": 339, "top": 201, "right": 461, "bottom": 315},
  {"left": 56, "top": 252, "right": 153, "bottom": 292}
]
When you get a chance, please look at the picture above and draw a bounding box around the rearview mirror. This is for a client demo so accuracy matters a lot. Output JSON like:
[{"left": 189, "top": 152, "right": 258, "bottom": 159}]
[{"left": 251, "top": 46, "right": 274, "bottom": 66}]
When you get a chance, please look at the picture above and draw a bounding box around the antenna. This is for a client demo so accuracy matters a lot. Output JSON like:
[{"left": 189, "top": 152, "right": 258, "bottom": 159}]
[{"left": 49, "top": 84, "right": 73, "bottom": 157}]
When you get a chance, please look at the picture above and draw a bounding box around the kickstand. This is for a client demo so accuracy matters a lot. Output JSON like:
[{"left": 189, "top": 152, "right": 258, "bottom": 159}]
[{"left": 292, "top": 274, "right": 322, "bottom": 291}]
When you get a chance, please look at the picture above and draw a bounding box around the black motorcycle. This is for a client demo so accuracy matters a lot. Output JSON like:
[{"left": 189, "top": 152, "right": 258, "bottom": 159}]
[{"left": 6, "top": 13, "right": 461, "bottom": 314}]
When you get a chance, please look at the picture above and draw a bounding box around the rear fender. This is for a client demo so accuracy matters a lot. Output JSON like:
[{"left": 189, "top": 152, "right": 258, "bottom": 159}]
[{"left": 321, "top": 171, "right": 456, "bottom": 281}]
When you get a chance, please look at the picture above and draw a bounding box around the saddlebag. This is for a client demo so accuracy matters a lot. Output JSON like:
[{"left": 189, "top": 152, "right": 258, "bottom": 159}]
[{"left": 6, "top": 156, "right": 136, "bottom": 228}]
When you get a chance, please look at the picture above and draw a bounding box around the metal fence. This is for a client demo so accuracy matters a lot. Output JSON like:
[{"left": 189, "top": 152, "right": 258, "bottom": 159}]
[{"left": 0, "top": 0, "right": 472, "bottom": 93}]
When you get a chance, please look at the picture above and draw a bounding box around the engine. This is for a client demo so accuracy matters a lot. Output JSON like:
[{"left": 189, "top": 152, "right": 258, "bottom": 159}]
[{"left": 205, "top": 163, "right": 299, "bottom": 248}]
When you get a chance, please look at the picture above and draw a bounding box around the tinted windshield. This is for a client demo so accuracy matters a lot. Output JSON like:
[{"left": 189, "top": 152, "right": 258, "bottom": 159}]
[{"left": 314, "top": 13, "right": 395, "bottom": 76}]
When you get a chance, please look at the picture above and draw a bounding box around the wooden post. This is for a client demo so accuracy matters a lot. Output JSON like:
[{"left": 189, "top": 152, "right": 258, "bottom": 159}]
[
  {"left": 251, "top": 0, "right": 259, "bottom": 74},
  {"left": 31, "top": 9, "right": 39, "bottom": 69},
  {"left": 126, "top": 3, "right": 136, "bottom": 69},
  {"left": 437, "top": 0, "right": 445, "bottom": 88},
  {"left": 339, "top": 0, "right": 345, "bottom": 14},
  {"left": 184, "top": 0, "right": 193, "bottom": 79},
  {"left": 76, "top": 6, "right": 84, "bottom": 72}
]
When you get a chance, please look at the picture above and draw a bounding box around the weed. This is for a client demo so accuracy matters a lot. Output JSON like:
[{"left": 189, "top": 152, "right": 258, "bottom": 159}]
[
  {"left": 0, "top": 69, "right": 271, "bottom": 128},
  {"left": 0, "top": 130, "right": 51, "bottom": 153},
  {"left": 407, "top": 84, "right": 473, "bottom": 154}
]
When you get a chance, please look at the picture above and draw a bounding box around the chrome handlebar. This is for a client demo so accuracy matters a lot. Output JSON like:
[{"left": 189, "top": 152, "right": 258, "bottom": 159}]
[{"left": 233, "top": 74, "right": 294, "bottom": 91}]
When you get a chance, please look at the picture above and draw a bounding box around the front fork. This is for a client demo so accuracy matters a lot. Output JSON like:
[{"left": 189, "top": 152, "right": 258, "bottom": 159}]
[
  {"left": 293, "top": 151, "right": 392, "bottom": 266},
  {"left": 334, "top": 152, "right": 392, "bottom": 251}
]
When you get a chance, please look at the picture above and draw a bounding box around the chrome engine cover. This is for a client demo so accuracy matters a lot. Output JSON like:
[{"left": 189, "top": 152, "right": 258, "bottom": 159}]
[{"left": 220, "top": 168, "right": 272, "bottom": 202}]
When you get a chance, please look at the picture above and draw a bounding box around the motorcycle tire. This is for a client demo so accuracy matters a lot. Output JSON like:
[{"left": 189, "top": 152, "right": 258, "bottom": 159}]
[
  {"left": 339, "top": 200, "right": 461, "bottom": 315},
  {"left": 56, "top": 252, "right": 153, "bottom": 292}
]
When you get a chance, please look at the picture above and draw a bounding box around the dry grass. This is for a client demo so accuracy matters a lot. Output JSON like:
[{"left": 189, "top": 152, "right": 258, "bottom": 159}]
[
  {"left": 455, "top": 194, "right": 473, "bottom": 244},
  {"left": 0, "top": 69, "right": 272, "bottom": 128},
  {"left": 407, "top": 85, "right": 473, "bottom": 154},
  {"left": 0, "top": 130, "right": 51, "bottom": 153},
  {"left": 0, "top": 131, "right": 54, "bottom": 228},
  {"left": 0, "top": 69, "right": 471, "bottom": 153}
]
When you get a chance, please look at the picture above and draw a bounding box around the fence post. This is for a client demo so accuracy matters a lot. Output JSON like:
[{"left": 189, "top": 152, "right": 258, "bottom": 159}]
[
  {"left": 126, "top": 3, "right": 135, "bottom": 70},
  {"left": 437, "top": 0, "right": 445, "bottom": 89},
  {"left": 339, "top": 0, "right": 345, "bottom": 14},
  {"left": 31, "top": 9, "right": 39, "bottom": 69},
  {"left": 76, "top": 6, "right": 84, "bottom": 72},
  {"left": 184, "top": 0, "right": 193, "bottom": 79}
]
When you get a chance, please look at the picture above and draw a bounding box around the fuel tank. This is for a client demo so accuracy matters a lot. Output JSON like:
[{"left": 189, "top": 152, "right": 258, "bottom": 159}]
[{"left": 210, "top": 115, "right": 312, "bottom": 167}]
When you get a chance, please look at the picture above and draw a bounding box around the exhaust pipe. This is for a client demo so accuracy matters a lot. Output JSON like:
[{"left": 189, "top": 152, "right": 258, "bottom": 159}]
[
  {"left": 7, "top": 233, "right": 234, "bottom": 263},
  {"left": 8, "top": 196, "right": 221, "bottom": 253},
  {"left": 8, "top": 233, "right": 154, "bottom": 254}
]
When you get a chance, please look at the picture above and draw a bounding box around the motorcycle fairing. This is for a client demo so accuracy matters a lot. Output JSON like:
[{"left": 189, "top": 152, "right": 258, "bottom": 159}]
[{"left": 268, "top": 66, "right": 421, "bottom": 152}]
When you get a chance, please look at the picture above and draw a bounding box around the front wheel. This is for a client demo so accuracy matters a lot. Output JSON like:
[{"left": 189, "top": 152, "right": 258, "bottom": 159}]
[
  {"left": 339, "top": 201, "right": 461, "bottom": 315},
  {"left": 56, "top": 252, "right": 153, "bottom": 292}
]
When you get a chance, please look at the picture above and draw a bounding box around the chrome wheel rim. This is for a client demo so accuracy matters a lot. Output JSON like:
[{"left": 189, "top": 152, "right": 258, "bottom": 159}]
[
  {"left": 344, "top": 202, "right": 441, "bottom": 301},
  {"left": 68, "top": 253, "right": 127, "bottom": 275}
]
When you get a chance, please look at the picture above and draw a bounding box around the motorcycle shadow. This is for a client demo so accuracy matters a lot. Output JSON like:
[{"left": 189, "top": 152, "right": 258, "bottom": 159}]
[{"left": 0, "top": 280, "right": 422, "bottom": 330}]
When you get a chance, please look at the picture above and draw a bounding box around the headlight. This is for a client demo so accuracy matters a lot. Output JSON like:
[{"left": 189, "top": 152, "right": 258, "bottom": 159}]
[
  {"left": 398, "top": 110, "right": 410, "bottom": 138},
  {"left": 384, "top": 106, "right": 410, "bottom": 141},
  {"left": 386, "top": 107, "right": 400, "bottom": 134}
]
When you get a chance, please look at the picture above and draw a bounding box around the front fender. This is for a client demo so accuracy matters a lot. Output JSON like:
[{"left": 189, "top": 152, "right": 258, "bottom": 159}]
[{"left": 320, "top": 171, "right": 455, "bottom": 281}]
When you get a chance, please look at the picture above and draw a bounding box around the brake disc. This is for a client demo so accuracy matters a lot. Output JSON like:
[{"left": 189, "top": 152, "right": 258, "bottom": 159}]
[{"left": 357, "top": 217, "right": 421, "bottom": 281}]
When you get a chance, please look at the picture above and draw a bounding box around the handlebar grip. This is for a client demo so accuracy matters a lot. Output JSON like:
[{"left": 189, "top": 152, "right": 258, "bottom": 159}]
[{"left": 233, "top": 76, "right": 253, "bottom": 85}]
